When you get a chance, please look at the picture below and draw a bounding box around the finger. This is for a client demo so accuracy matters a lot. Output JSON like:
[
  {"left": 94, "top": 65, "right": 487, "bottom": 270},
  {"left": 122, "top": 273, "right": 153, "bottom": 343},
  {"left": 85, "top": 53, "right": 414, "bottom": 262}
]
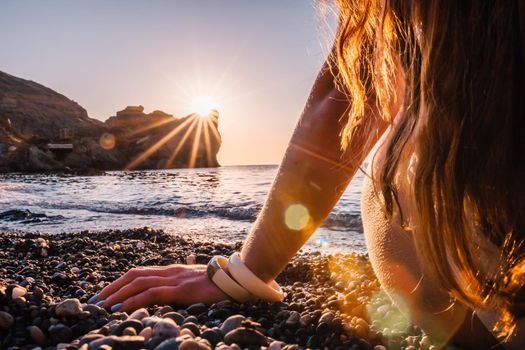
[
  {"left": 96, "top": 265, "right": 175, "bottom": 301},
  {"left": 103, "top": 276, "right": 173, "bottom": 309},
  {"left": 121, "top": 286, "right": 181, "bottom": 312}
]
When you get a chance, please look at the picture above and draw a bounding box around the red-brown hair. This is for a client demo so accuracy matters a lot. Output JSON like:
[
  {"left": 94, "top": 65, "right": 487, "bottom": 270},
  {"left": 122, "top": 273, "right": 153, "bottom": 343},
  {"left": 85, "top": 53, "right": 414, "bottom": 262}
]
[{"left": 334, "top": 0, "right": 525, "bottom": 339}]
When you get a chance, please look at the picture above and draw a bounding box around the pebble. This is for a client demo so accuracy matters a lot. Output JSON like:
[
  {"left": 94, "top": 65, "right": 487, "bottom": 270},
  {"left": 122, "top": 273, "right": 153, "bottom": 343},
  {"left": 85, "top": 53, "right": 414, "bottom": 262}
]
[
  {"left": 220, "top": 314, "right": 246, "bottom": 335},
  {"left": 186, "top": 254, "right": 197, "bottom": 265},
  {"left": 137, "top": 325, "right": 152, "bottom": 339},
  {"left": 115, "top": 319, "right": 143, "bottom": 336},
  {"left": 56, "top": 298, "right": 83, "bottom": 317},
  {"left": 269, "top": 340, "right": 284, "bottom": 350},
  {"left": 28, "top": 325, "right": 47, "bottom": 346},
  {"left": 163, "top": 311, "right": 185, "bottom": 324},
  {"left": 153, "top": 318, "right": 180, "bottom": 337},
  {"left": 187, "top": 303, "right": 207, "bottom": 316},
  {"left": 11, "top": 285, "right": 27, "bottom": 299},
  {"left": 155, "top": 338, "right": 182, "bottom": 350},
  {"left": 285, "top": 311, "right": 300, "bottom": 326},
  {"left": 179, "top": 339, "right": 210, "bottom": 350},
  {"left": 224, "top": 327, "right": 268, "bottom": 347},
  {"left": 201, "top": 329, "right": 221, "bottom": 347},
  {"left": 49, "top": 323, "right": 73, "bottom": 344},
  {"left": 373, "top": 346, "right": 387, "bottom": 350},
  {"left": 129, "top": 307, "right": 149, "bottom": 320},
  {"left": 182, "top": 322, "right": 200, "bottom": 336},
  {"left": 319, "top": 311, "right": 335, "bottom": 324},
  {"left": 0, "top": 311, "right": 14, "bottom": 329}
]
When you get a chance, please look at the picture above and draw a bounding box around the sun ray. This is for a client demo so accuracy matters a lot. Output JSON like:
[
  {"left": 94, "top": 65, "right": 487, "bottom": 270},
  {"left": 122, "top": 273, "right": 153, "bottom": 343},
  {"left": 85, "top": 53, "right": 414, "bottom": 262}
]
[
  {"left": 124, "top": 117, "right": 177, "bottom": 138},
  {"left": 205, "top": 115, "right": 222, "bottom": 144},
  {"left": 124, "top": 115, "right": 197, "bottom": 170},
  {"left": 188, "top": 117, "right": 204, "bottom": 168},
  {"left": 202, "top": 116, "right": 213, "bottom": 166},
  {"left": 165, "top": 116, "right": 200, "bottom": 168}
]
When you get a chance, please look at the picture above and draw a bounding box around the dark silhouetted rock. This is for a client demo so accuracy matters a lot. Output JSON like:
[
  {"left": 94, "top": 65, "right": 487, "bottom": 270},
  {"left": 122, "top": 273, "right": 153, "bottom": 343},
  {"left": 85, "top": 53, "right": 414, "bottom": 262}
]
[{"left": 0, "top": 71, "right": 221, "bottom": 173}]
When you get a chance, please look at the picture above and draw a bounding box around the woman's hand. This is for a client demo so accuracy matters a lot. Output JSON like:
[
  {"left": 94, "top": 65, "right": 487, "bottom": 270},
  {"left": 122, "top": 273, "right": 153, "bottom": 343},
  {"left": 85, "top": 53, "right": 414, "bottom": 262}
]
[{"left": 89, "top": 264, "right": 229, "bottom": 312}]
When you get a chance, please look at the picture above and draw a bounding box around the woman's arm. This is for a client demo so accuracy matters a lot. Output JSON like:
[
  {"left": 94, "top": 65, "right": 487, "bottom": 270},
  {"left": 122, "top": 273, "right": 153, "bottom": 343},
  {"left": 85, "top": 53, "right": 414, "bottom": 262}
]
[
  {"left": 241, "top": 62, "right": 388, "bottom": 282},
  {"left": 93, "top": 59, "right": 389, "bottom": 311}
]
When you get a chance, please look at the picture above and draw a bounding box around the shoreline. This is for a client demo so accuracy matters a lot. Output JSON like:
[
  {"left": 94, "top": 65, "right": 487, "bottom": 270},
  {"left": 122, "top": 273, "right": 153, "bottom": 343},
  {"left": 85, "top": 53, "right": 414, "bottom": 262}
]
[{"left": 0, "top": 228, "right": 434, "bottom": 349}]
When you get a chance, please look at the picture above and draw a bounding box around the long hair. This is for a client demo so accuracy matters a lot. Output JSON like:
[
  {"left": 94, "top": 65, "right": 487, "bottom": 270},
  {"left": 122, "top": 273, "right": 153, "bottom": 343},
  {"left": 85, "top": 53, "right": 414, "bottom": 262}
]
[{"left": 334, "top": 0, "right": 525, "bottom": 339}]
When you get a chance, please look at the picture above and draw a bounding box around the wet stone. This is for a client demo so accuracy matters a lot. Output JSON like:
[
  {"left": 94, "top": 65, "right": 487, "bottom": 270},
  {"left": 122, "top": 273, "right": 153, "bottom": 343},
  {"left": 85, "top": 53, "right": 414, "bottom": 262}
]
[
  {"left": 115, "top": 319, "right": 143, "bottom": 336},
  {"left": 201, "top": 329, "right": 222, "bottom": 347},
  {"left": 0, "top": 311, "right": 14, "bottom": 330},
  {"left": 182, "top": 322, "right": 200, "bottom": 336},
  {"left": 83, "top": 304, "right": 108, "bottom": 318},
  {"left": 285, "top": 311, "right": 300, "bottom": 327},
  {"left": 187, "top": 303, "right": 207, "bottom": 316},
  {"left": 28, "top": 325, "right": 47, "bottom": 346},
  {"left": 163, "top": 312, "right": 185, "bottom": 325},
  {"left": 220, "top": 314, "right": 246, "bottom": 335},
  {"left": 49, "top": 323, "right": 73, "bottom": 344},
  {"left": 224, "top": 327, "right": 268, "bottom": 347},
  {"left": 155, "top": 338, "right": 182, "bottom": 350}
]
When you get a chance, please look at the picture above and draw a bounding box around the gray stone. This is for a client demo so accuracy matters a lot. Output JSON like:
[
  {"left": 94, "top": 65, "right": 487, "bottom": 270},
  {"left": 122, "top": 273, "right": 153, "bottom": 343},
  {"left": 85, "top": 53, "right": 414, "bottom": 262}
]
[
  {"left": 285, "top": 311, "right": 300, "bottom": 326},
  {"left": 319, "top": 311, "right": 335, "bottom": 324},
  {"left": 155, "top": 338, "right": 182, "bottom": 350},
  {"left": 0, "top": 311, "right": 14, "bottom": 330},
  {"left": 83, "top": 303, "right": 109, "bottom": 318},
  {"left": 220, "top": 314, "right": 246, "bottom": 335},
  {"left": 115, "top": 319, "right": 143, "bottom": 336},
  {"left": 27, "top": 325, "right": 47, "bottom": 346},
  {"left": 179, "top": 339, "right": 210, "bottom": 350},
  {"left": 224, "top": 327, "right": 268, "bottom": 347},
  {"left": 163, "top": 311, "right": 185, "bottom": 325},
  {"left": 49, "top": 323, "right": 73, "bottom": 344},
  {"left": 200, "top": 329, "right": 221, "bottom": 347},
  {"left": 112, "top": 335, "right": 146, "bottom": 350},
  {"left": 186, "top": 303, "right": 207, "bottom": 316},
  {"left": 129, "top": 307, "right": 149, "bottom": 320},
  {"left": 56, "top": 298, "right": 83, "bottom": 317},
  {"left": 153, "top": 318, "right": 180, "bottom": 337}
]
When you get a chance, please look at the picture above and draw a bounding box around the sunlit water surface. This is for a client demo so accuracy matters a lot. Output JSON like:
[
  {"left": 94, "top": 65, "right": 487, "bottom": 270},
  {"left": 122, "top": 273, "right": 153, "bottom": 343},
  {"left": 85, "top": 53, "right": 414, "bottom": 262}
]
[{"left": 0, "top": 165, "right": 368, "bottom": 252}]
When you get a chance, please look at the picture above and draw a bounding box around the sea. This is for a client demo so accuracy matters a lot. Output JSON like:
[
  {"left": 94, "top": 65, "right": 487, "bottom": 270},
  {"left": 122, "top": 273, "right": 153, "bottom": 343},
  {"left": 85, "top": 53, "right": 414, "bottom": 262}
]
[{"left": 0, "top": 165, "right": 368, "bottom": 253}]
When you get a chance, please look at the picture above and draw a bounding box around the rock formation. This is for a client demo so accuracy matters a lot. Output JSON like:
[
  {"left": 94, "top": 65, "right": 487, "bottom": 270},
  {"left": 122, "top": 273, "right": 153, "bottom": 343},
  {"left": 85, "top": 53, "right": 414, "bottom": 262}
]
[{"left": 0, "top": 71, "right": 221, "bottom": 173}]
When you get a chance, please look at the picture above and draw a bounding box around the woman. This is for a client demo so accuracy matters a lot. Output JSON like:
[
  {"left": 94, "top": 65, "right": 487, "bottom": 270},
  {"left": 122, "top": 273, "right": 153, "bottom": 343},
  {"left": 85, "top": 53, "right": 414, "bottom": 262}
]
[{"left": 90, "top": 1, "right": 525, "bottom": 348}]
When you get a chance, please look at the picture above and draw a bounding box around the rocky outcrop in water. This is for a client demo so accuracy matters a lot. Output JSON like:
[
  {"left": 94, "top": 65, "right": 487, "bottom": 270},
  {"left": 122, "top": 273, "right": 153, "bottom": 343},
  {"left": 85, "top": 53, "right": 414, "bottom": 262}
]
[{"left": 0, "top": 71, "right": 221, "bottom": 173}]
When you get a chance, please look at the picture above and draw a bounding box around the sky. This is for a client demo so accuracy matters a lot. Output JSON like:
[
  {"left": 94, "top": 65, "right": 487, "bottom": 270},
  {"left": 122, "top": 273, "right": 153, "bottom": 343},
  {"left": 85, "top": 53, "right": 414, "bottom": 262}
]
[{"left": 0, "top": 1, "right": 336, "bottom": 165}]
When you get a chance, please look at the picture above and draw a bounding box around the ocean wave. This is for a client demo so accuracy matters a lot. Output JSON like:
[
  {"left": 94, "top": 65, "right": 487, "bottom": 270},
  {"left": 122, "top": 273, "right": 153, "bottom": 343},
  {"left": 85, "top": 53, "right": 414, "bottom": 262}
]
[
  {"left": 0, "top": 209, "right": 65, "bottom": 224},
  {"left": 0, "top": 203, "right": 362, "bottom": 230},
  {"left": 54, "top": 202, "right": 362, "bottom": 230}
]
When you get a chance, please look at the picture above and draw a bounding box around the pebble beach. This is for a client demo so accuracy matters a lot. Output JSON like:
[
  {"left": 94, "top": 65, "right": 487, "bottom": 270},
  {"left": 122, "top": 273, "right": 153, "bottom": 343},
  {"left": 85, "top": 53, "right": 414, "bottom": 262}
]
[{"left": 0, "top": 228, "right": 446, "bottom": 350}]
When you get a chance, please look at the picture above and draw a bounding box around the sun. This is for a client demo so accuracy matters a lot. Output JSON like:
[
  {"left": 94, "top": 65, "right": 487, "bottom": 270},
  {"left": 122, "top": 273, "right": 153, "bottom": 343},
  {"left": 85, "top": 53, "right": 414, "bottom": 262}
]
[{"left": 190, "top": 96, "right": 218, "bottom": 117}]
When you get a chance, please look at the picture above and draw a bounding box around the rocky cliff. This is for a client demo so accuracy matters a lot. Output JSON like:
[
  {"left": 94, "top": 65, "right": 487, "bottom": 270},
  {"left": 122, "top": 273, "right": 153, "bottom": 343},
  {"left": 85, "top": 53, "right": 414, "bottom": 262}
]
[{"left": 0, "top": 71, "right": 221, "bottom": 173}]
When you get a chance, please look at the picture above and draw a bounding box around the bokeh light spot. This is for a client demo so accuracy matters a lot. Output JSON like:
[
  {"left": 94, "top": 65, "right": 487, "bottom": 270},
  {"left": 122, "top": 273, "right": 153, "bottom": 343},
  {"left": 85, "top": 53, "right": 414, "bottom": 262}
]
[
  {"left": 99, "top": 133, "right": 116, "bottom": 150},
  {"left": 284, "top": 204, "right": 310, "bottom": 231},
  {"left": 366, "top": 290, "right": 411, "bottom": 336},
  {"left": 315, "top": 237, "right": 330, "bottom": 248}
]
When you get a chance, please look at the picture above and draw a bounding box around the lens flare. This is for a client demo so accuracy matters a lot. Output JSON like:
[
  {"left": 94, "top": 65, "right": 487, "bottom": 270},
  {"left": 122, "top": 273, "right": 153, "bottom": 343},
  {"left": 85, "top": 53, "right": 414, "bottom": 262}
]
[
  {"left": 99, "top": 133, "right": 116, "bottom": 150},
  {"left": 284, "top": 204, "right": 310, "bottom": 231}
]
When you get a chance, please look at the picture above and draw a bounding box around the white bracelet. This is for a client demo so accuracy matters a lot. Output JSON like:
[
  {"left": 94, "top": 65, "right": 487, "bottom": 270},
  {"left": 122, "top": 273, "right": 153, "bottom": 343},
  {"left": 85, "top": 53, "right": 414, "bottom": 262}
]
[
  {"left": 227, "top": 252, "right": 285, "bottom": 302},
  {"left": 207, "top": 256, "right": 253, "bottom": 303}
]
